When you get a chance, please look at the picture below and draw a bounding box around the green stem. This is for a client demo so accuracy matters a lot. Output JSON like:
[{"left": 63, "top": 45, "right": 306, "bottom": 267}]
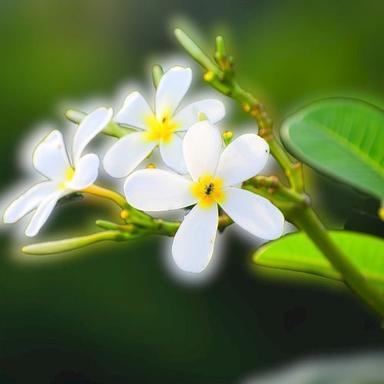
[
  {"left": 82, "top": 184, "right": 152, "bottom": 225},
  {"left": 174, "top": 28, "right": 219, "bottom": 74},
  {"left": 83, "top": 184, "right": 128, "bottom": 209},
  {"left": 293, "top": 207, "right": 384, "bottom": 317},
  {"left": 243, "top": 175, "right": 307, "bottom": 218},
  {"left": 21, "top": 211, "right": 233, "bottom": 256},
  {"left": 220, "top": 81, "right": 304, "bottom": 192},
  {"left": 151, "top": 218, "right": 180, "bottom": 236},
  {"left": 22, "top": 231, "right": 125, "bottom": 255}
]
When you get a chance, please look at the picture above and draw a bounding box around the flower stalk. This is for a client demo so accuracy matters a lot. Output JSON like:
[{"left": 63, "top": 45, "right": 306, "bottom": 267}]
[
  {"left": 83, "top": 184, "right": 128, "bottom": 209},
  {"left": 22, "top": 230, "right": 126, "bottom": 255}
]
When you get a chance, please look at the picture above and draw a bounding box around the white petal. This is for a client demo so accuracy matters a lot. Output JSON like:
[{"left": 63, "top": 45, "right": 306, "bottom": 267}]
[
  {"left": 159, "top": 135, "right": 187, "bottom": 174},
  {"left": 155, "top": 66, "right": 192, "bottom": 118},
  {"left": 25, "top": 192, "right": 62, "bottom": 237},
  {"left": 68, "top": 154, "right": 99, "bottom": 190},
  {"left": 124, "top": 169, "right": 196, "bottom": 211},
  {"left": 183, "top": 121, "right": 223, "bottom": 180},
  {"left": 220, "top": 187, "right": 284, "bottom": 240},
  {"left": 216, "top": 134, "right": 270, "bottom": 186},
  {"left": 72, "top": 107, "right": 113, "bottom": 163},
  {"left": 172, "top": 204, "right": 218, "bottom": 273},
  {"left": 174, "top": 99, "right": 225, "bottom": 131},
  {"left": 114, "top": 91, "right": 153, "bottom": 130},
  {"left": 33, "top": 130, "right": 71, "bottom": 181},
  {"left": 103, "top": 132, "right": 157, "bottom": 178},
  {"left": 3, "top": 181, "right": 56, "bottom": 223}
]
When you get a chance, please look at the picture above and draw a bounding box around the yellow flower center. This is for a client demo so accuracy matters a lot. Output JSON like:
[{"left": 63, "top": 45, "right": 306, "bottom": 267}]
[
  {"left": 144, "top": 110, "right": 179, "bottom": 143},
  {"left": 58, "top": 166, "right": 75, "bottom": 190},
  {"left": 191, "top": 175, "right": 225, "bottom": 208}
]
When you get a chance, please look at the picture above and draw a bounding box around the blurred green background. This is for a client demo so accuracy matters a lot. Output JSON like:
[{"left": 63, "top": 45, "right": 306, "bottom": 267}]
[{"left": 1, "top": 0, "right": 384, "bottom": 382}]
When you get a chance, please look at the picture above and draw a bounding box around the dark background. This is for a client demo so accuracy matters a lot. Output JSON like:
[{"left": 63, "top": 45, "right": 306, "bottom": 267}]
[{"left": 0, "top": 0, "right": 384, "bottom": 383}]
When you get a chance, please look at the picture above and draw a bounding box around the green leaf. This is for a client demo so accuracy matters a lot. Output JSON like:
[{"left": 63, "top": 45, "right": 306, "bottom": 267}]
[
  {"left": 253, "top": 231, "right": 384, "bottom": 290},
  {"left": 281, "top": 98, "right": 384, "bottom": 198}
]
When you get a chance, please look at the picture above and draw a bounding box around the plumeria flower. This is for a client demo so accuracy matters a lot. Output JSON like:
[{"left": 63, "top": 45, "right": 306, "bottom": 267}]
[
  {"left": 124, "top": 121, "right": 284, "bottom": 273},
  {"left": 103, "top": 66, "right": 225, "bottom": 177},
  {"left": 3, "top": 108, "right": 113, "bottom": 237}
]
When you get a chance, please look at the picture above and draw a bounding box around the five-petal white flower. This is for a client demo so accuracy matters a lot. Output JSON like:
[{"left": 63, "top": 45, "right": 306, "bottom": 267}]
[
  {"left": 103, "top": 66, "right": 225, "bottom": 177},
  {"left": 3, "top": 107, "right": 113, "bottom": 237},
  {"left": 124, "top": 121, "right": 285, "bottom": 273}
]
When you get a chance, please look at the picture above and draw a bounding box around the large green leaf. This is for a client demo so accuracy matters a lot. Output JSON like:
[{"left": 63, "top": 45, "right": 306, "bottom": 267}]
[
  {"left": 253, "top": 231, "right": 384, "bottom": 289},
  {"left": 281, "top": 98, "right": 384, "bottom": 198}
]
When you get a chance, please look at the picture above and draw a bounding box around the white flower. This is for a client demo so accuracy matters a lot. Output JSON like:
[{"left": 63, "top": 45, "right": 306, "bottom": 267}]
[
  {"left": 124, "top": 121, "right": 284, "bottom": 273},
  {"left": 103, "top": 66, "right": 225, "bottom": 177},
  {"left": 3, "top": 107, "right": 113, "bottom": 237}
]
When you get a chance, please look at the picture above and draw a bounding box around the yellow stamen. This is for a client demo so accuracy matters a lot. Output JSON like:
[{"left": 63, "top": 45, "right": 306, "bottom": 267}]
[
  {"left": 144, "top": 110, "right": 179, "bottom": 143},
  {"left": 65, "top": 167, "right": 75, "bottom": 181},
  {"left": 191, "top": 175, "right": 225, "bottom": 208},
  {"left": 146, "top": 163, "right": 157, "bottom": 169},
  {"left": 58, "top": 166, "right": 75, "bottom": 190}
]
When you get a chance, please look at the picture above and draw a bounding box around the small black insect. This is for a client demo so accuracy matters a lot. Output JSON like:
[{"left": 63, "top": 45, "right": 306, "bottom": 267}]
[{"left": 204, "top": 183, "right": 215, "bottom": 196}]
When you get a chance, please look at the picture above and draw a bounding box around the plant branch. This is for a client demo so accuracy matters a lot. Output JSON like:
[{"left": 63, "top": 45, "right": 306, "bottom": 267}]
[
  {"left": 176, "top": 27, "right": 384, "bottom": 318},
  {"left": 293, "top": 207, "right": 384, "bottom": 317},
  {"left": 22, "top": 210, "right": 234, "bottom": 256}
]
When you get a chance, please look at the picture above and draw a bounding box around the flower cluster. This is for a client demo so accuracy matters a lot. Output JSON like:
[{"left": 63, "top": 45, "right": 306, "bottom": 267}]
[
  {"left": 3, "top": 108, "right": 113, "bottom": 236},
  {"left": 2, "top": 65, "right": 284, "bottom": 273}
]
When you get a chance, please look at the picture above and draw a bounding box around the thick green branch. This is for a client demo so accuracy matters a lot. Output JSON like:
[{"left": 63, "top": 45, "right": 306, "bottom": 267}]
[{"left": 293, "top": 207, "right": 384, "bottom": 317}]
